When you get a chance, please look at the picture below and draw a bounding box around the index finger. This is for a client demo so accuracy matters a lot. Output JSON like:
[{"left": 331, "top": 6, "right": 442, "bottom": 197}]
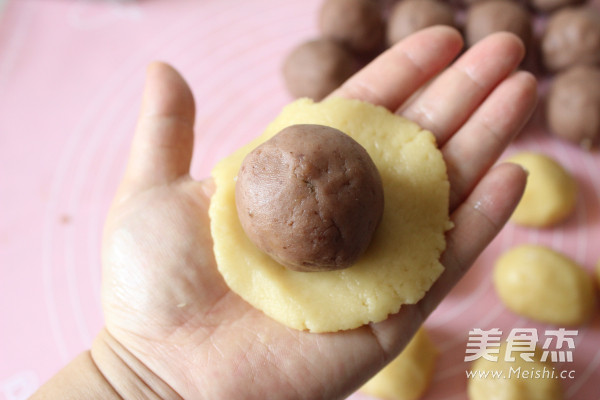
[{"left": 328, "top": 26, "right": 463, "bottom": 111}]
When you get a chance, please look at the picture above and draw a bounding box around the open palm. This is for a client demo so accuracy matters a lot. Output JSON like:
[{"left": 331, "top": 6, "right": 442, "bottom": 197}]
[{"left": 95, "top": 27, "right": 537, "bottom": 400}]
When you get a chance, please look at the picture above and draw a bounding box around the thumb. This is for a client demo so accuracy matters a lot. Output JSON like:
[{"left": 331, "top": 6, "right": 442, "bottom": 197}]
[{"left": 118, "top": 62, "right": 196, "bottom": 201}]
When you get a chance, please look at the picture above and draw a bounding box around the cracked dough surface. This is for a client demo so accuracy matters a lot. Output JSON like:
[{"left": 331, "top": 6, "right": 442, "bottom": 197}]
[{"left": 209, "top": 97, "right": 451, "bottom": 332}]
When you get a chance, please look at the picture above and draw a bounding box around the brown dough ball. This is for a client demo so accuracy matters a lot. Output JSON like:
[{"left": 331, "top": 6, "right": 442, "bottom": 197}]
[
  {"left": 465, "top": 1, "right": 532, "bottom": 48},
  {"left": 318, "top": 0, "right": 385, "bottom": 55},
  {"left": 528, "top": 0, "right": 584, "bottom": 13},
  {"left": 461, "top": 0, "right": 515, "bottom": 4},
  {"left": 547, "top": 65, "right": 600, "bottom": 149},
  {"left": 541, "top": 6, "right": 600, "bottom": 72},
  {"left": 387, "top": 0, "right": 456, "bottom": 46},
  {"left": 235, "top": 124, "right": 384, "bottom": 272},
  {"left": 282, "top": 39, "right": 360, "bottom": 101}
]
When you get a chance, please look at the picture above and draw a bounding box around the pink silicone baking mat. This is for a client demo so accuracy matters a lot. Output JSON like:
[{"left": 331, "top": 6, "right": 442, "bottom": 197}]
[{"left": 1, "top": 0, "right": 599, "bottom": 399}]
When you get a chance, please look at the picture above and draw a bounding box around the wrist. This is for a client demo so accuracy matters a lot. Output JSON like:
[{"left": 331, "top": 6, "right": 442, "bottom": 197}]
[
  {"left": 29, "top": 328, "right": 183, "bottom": 400},
  {"left": 29, "top": 350, "right": 121, "bottom": 399},
  {"left": 90, "top": 327, "right": 183, "bottom": 400}
]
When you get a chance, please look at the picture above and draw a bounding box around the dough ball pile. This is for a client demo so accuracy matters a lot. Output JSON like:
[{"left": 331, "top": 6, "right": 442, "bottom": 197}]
[
  {"left": 282, "top": 0, "right": 457, "bottom": 101},
  {"left": 209, "top": 97, "right": 451, "bottom": 333},
  {"left": 235, "top": 124, "right": 384, "bottom": 272},
  {"left": 282, "top": 0, "right": 600, "bottom": 149}
]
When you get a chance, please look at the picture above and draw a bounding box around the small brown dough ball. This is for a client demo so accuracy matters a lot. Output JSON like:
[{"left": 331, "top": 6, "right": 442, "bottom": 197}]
[
  {"left": 541, "top": 6, "right": 600, "bottom": 72},
  {"left": 235, "top": 124, "right": 384, "bottom": 272},
  {"left": 387, "top": 0, "right": 456, "bottom": 46},
  {"left": 461, "top": 0, "right": 516, "bottom": 5},
  {"left": 318, "top": 0, "right": 385, "bottom": 55},
  {"left": 529, "top": 0, "right": 584, "bottom": 13},
  {"left": 465, "top": 1, "right": 532, "bottom": 48},
  {"left": 547, "top": 65, "right": 600, "bottom": 149},
  {"left": 282, "top": 39, "right": 360, "bottom": 101}
]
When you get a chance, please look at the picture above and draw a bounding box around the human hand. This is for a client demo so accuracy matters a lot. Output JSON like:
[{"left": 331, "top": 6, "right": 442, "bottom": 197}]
[{"left": 88, "top": 26, "right": 536, "bottom": 400}]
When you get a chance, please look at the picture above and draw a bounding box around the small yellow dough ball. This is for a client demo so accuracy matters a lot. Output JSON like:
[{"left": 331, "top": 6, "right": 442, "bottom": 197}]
[
  {"left": 468, "top": 343, "right": 562, "bottom": 400},
  {"left": 494, "top": 244, "right": 596, "bottom": 326},
  {"left": 506, "top": 152, "right": 577, "bottom": 228},
  {"left": 361, "top": 328, "right": 437, "bottom": 400}
]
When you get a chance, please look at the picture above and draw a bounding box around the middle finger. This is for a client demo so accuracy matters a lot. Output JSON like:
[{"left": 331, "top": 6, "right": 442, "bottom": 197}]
[{"left": 400, "top": 32, "right": 525, "bottom": 147}]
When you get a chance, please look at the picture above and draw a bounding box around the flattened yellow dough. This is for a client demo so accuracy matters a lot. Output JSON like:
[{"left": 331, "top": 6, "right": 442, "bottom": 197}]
[{"left": 209, "top": 98, "right": 451, "bottom": 332}]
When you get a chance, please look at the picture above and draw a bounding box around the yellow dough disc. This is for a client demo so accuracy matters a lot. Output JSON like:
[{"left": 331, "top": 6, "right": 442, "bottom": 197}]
[{"left": 209, "top": 97, "right": 451, "bottom": 332}]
